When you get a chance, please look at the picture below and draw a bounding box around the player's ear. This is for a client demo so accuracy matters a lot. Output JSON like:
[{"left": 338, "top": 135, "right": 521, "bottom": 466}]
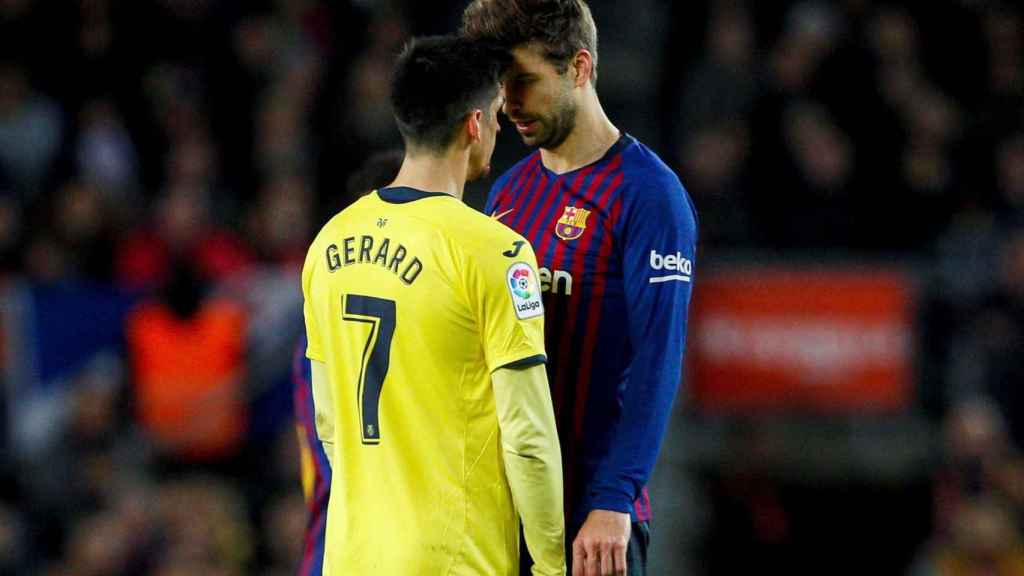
[
  {"left": 571, "top": 49, "right": 593, "bottom": 88},
  {"left": 466, "top": 109, "right": 483, "bottom": 143}
]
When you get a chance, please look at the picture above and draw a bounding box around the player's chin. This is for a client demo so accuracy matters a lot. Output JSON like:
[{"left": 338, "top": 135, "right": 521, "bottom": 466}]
[{"left": 518, "top": 132, "right": 547, "bottom": 150}]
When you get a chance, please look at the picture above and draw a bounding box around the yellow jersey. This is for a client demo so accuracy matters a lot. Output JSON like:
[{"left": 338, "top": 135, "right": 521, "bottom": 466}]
[{"left": 302, "top": 187, "right": 547, "bottom": 575}]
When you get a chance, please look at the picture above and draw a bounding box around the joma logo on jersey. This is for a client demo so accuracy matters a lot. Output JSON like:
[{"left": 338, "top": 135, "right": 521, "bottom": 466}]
[
  {"left": 538, "top": 267, "right": 572, "bottom": 295},
  {"left": 555, "top": 206, "right": 591, "bottom": 240}
]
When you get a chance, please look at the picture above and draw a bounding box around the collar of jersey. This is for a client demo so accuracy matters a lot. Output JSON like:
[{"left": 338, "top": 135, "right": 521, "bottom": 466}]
[
  {"left": 377, "top": 186, "right": 453, "bottom": 204},
  {"left": 538, "top": 132, "right": 633, "bottom": 178}
]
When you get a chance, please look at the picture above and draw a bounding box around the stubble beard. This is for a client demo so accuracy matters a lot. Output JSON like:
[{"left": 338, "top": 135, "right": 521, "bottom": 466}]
[{"left": 524, "top": 96, "right": 578, "bottom": 152}]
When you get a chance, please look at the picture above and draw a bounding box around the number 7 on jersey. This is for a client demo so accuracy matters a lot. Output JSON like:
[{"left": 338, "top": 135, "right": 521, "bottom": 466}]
[{"left": 343, "top": 294, "right": 396, "bottom": 445}]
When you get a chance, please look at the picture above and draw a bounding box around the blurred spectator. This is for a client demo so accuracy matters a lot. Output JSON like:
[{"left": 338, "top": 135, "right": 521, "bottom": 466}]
[
  {"left": 0, "top": 193, "right": 20, "bottom": 275},
  {"left": 945, "top": 229, "right": 1024, "bottom": 448},
  {"left": 915, "top": 397, "right": 1024, "bottom": 576},
  {"left": 125, "top": 259, "right": 248, "bottom": 462},
  {"left": 261, "top": 492, "right": 305, "bottom": 576},
  {"left": 74, "top": 98, "right": 142, "bottom": 215},
  {"left": 678, "top": 123, "right": 751, "bottom": 250},
  {"left": 339, "top": 148, "right": 403, "bottom": 212},
  {"left": 994, "top": 133, "right": 1024, "bottom": 216},
  {"left": 245, "top": 173, "right": 314, "bottom": 269},
  {"left": 0, "top": 502, "right": 25, "bottom": 574},
  {"left": 936, "top": 400, "right": 1014, "bottom": 510},
  {"left": 676, "top": 3, "right": 757, "bottom": 250},
  {"left": 255, "top": 88, "right": 316, "bottom": 181},
  {"left": 912, "top": 497, "right": 1024, "bottom": 576},
  {"left": 752, "top": 99, "right": 856, "bottom": 249},
  {"left": 981, "top": 5, "right": 1023, "bottom": 120},
  {"left": 342, "top": 7, "right": 406, "bottom": 150},
  {"left": 152, "top": 475, "right": 252, "bottom": 575},
  {"left": 767, "top": 2, "right": 842, "bottom": 95},
  {"left": 0, "top": 62, "right": 63, "bottom": 200},
  {"left": 50, "top": 179, "right": 119, "bottom": 283},
  {"left": 116, "top": 177, "right": 252, "bottom": 291}
]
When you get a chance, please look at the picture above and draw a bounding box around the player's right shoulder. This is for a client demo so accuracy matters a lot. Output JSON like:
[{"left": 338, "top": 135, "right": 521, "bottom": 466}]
[{"left": 464, "top": 220, "right": 539, "bottom": 285}]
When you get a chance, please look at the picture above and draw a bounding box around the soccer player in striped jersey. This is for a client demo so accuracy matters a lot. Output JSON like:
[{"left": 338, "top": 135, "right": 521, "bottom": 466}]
[
  {"left": 302, "top": 35, "right": 566, "bottom": 575},
  {"left": 462, "top": 2, "right": 698, "bottom": 575},
  {"left": 292, "top": 336, "right": 330, "bottom": 576}
]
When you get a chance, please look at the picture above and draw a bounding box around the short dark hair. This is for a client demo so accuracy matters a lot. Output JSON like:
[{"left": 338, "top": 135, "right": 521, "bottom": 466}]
[
  {"left": 461, "top": 0, "right": 599, "bottom": 80},
  {"left": 390, "top": 35, "right": 510, "bottom": 153}
]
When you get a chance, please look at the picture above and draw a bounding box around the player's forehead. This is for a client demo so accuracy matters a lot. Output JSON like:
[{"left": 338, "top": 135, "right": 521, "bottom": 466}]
[{"left": 508, "top": 43, "right": 561, "bottom": 75}]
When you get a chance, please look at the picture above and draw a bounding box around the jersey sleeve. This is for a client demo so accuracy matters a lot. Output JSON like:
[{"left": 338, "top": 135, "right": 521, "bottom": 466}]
[
  {"left": 464, "top": 228, "right": 547, "bottom": 373},
  {"left": 588, "top": 171, "right": 698, "bottom": 514},
  {"left": 302, "top": 241, "right": 326, "bottom": 363}
]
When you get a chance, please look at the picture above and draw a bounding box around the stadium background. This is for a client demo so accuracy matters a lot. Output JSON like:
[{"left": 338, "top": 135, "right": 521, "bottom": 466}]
[{"left": 0, "top": 0, "right": 1022, "bottom": 574}]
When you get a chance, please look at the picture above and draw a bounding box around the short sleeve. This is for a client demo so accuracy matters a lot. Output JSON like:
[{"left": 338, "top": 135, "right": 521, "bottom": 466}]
[
  {"left": 302, "top": 243, "right": 326, "bottom": 363},
  {"left": 465, "top": 232, "right": 547, "bottom": 373}
]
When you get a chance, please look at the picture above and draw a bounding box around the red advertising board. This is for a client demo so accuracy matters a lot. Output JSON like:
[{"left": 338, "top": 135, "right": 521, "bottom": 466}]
[{"left": 688, "top": 267, "right": 914, "bottom": 413}]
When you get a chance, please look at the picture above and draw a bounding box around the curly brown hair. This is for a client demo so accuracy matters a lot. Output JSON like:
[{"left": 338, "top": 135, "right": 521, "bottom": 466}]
[{"left": 461, "top": 0, "right": 599, "bottom": 81}]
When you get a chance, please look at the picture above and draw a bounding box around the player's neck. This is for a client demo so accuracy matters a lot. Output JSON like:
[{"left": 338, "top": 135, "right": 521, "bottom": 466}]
[
  {"left": 540, "top": 92, "right": 620, "bottom": 175},
  {"left": 390, "top": 152, "right": 467, "bottom": 201}
]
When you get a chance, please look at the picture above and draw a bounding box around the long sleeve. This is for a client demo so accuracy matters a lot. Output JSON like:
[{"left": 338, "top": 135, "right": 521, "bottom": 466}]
[
  {"left": 492, "top": 362, "right": 566, "bottom": 576},
  {"left": 587, "top": 174, "right": 698, "bottom": 515},
  {"left": 310, "top": 359, "right": 336, "bottom": 470}
]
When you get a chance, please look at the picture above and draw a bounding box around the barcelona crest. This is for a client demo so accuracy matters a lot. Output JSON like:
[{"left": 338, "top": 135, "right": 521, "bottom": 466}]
[{"left": 555, "top": 205, "right": 591, "bottom": 240}]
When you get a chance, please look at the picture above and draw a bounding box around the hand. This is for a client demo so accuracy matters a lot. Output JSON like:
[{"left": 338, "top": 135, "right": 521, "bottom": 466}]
[{"left": 572, "top": 509, "right": 630, "bottom": 576}]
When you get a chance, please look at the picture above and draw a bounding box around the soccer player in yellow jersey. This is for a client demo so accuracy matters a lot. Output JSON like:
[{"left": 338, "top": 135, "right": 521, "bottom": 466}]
[{"left": 301, "top": 35, "right": 566, "bottom": 575}]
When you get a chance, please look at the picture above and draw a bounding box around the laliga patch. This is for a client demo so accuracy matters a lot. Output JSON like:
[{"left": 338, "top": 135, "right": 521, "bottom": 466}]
[{"left": 507, "top": 262, "right": 544, "bottom": 320}]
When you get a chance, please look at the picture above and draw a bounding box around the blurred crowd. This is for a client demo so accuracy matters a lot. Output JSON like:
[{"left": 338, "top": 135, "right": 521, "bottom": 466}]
[{"left": 0, "top": 0, "right": 1021, "bottom": 573}]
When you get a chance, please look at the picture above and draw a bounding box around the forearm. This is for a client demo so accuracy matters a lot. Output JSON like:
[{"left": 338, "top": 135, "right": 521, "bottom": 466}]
[
  {"left": 492, "top": 363, "right": 565, "bottom": 576},
  {"left": 596, "top": 183, "right": 695, "bottom": 511},
  {"left": 589, "top": 350, "right": 681, "bottom": 513},
  {"left": 589, "top": 288, "right": 688, "bottom": 513}
]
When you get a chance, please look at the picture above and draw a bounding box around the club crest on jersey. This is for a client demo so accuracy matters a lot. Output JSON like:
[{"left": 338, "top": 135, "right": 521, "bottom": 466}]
[
  {"left": 555, "top": 205, "right": 591, "bottom": 241},
  {"left": 507, "top": 262, "right": 544, "bottom": 320}
]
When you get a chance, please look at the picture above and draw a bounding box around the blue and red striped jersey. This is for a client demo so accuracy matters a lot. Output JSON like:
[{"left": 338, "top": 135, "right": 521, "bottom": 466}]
[
  {"left": 293, "top": 336, "right": 331, "bottom": 576},
  {"left": 485, "top": 134, "right": 697, "bottom": 532}
]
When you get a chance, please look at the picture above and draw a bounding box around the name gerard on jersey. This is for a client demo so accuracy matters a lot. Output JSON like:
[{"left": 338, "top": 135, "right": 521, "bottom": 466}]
[{"left": 326, "top": 235, "right": 423, "bottom": 286}]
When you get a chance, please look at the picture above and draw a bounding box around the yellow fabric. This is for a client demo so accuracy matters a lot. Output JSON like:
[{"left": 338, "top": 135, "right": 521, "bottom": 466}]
[
  {"left": 309, "top": 360, "right": 335, "bottom": 470},
  {"left": 492, "top": 363, "right": 566, "bottom": 576},
  {"left": 302, "top": 190, "right": 549, "bottom": 575}
]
